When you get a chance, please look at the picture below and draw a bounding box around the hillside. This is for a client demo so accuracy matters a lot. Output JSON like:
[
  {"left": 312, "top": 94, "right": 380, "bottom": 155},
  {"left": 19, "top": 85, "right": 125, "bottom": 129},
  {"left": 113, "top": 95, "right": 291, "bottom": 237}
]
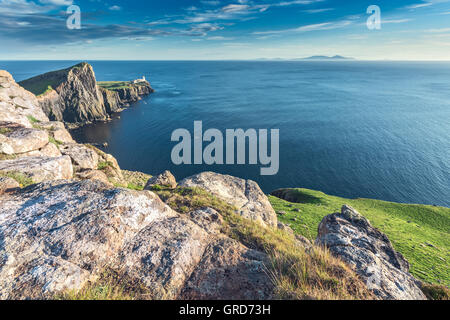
[{"left": 269, "top": 188, "right": 450, "bottom": 285}]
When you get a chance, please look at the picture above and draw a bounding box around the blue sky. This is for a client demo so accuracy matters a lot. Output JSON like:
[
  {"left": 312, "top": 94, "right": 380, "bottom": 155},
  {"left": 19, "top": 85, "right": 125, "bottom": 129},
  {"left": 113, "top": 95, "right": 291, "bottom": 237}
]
[{"left": 1, "top": 0, "right": 450, "bottom": 60}]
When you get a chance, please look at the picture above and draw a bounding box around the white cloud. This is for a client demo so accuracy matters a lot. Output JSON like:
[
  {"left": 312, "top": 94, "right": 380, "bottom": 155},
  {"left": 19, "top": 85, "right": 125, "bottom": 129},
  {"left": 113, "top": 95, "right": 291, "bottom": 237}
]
[
  {"left": 207, "top": 36, "right": 234, "bottom": 40},
  {"left": 222, "top": 4, "right": 249, "bottom": 13},
  {"left": 304, "top": 8, "right": 335, "bottom": 14},
  {"left": 405, "top": 2, "right": 433, "bottom": 9},
  {"left": 109, "top": 5, "right": 121, "bottom": 11},
  {"left": 382, "top": 19, "right": 413, "bottom": 24},
  {"left": 39, "top": 0, "right": 73, "bottom": 5},
  {"left": 426, "top": 27, "right": 450, "bottom": 32},
  {"left": 253, "top": 20, "right": 352, "bottom": 35}
]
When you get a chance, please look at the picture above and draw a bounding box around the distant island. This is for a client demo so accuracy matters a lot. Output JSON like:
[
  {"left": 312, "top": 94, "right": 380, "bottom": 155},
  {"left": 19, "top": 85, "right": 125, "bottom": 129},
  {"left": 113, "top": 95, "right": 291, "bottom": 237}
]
[
  {"left": 255, "top": 55, "right": 355, "bottom": 61},
  {"left": 299, "top": 55, "right": 355, "bottom": 60}
]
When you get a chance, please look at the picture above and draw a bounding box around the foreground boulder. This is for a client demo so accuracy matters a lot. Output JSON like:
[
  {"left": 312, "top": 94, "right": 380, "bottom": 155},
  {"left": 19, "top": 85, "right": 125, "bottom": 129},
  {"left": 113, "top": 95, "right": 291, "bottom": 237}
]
[
  {"left": 0, "top": 180, "right": 173, "bottom": 299},
  {"left": 0, "top": 156, "right": 73, "bottom": 183},
  {"left": 316, "top": 205, "right": 427, "bottom": 300},
  {"left": 0, "top": 180, "right": 273, "bottom": 300},
  {"left": 179, "top": 172, "right": 277, "bottom": 228}
]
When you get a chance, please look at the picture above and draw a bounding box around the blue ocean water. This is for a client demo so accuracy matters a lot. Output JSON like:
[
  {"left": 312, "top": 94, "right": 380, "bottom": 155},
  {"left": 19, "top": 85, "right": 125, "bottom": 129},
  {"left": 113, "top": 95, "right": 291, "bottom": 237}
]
[{"left": 1, "top": 60, "right": 449, "bottom": 207}]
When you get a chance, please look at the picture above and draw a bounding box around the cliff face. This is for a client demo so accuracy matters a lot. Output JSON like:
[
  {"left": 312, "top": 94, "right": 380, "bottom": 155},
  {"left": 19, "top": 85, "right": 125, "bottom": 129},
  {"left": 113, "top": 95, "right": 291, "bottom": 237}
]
[
  {"left": 19, "top": 63, "right": 153, "bottom": 125},
  {"left": 114, "top": 83, "right": 153, "bottom": 102}
]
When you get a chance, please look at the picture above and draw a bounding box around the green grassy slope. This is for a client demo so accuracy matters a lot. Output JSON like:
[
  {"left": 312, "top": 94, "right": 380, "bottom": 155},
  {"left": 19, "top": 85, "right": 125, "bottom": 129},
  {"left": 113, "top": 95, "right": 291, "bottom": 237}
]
[
  {"left": 18, "top": 63, "right": 89, "bottom": 96},
  {"left": 97, "top": 81, "right": 132, "bottom": 90},
  {"left": 269, "top": 188, "right": 450, "bottom": 285}
]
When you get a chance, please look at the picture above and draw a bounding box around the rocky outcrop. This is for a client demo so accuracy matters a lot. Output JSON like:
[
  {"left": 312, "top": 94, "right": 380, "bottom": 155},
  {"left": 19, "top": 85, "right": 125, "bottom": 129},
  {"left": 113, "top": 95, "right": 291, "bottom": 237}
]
[
  {"left": 179, "top": 172, "right": 277, "bottom": 228},
  {"left": 0, "top": 180, "right": 273, "bottom": 300},
  {"left": 144, "top": 170, "right": 177, "bottom": 190},
  {"left": 21, "top": 63, "right": 108, "bottom": 123},
  {"left": 114, "top": 84, "right": 154, "bottom": 103},
  {"left": 0, "top": 156, "right": 73, "bottom": 183},
  {"left": 99, "top": 87, "right": 122, "bottom": 114},
  {"left": 59, "top": 143, "right": 99, "bottom": 171},
  {"left": 316, "top": 205, "right": 427, "bottom": 300},
  {"left": 0, "top": 71, "right": 49, "bottom": 128},
  {"left": 19, "top": 63, "right": 153, "bottom": 125}
]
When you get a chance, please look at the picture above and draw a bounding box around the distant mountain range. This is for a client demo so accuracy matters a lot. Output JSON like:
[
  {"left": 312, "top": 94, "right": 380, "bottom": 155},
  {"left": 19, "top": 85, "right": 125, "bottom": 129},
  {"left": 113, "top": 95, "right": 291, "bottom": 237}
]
[
  {"left": 300, "top": 55, "right": 355, "bottom": 60},
  {"left": 255, "top": 55, "right": 355, "bottom": 61}
]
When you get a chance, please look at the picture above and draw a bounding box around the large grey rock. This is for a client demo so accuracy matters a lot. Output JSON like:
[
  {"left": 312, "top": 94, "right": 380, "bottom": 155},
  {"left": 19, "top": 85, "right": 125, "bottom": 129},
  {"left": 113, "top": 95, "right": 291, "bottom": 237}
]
[
  {"left": 179, "top": 236, "right": 273, "bottom": 300},
  {"left": 179, "top": 172, "right": 277, "bottom": 228},
  {"left": 0, "top": 156, "right": 73, "bottom": 183},
  {"left": 0, "top": 180, "right": 175, "bottom": 299},
  {"left": 59, "top": 143, "right": 99, "bottom": 170},
  {"left": 144, "top": 170, "right": 177, "bottom": 190},
  {"left": 0, "top": 127, "right": 48, "bottom": 155},
  {"left": 316, "top": 205, "right": 427, "bottom": 300},
  {"left": 0, "top": 181, "right": 273, "bottom": 300}
]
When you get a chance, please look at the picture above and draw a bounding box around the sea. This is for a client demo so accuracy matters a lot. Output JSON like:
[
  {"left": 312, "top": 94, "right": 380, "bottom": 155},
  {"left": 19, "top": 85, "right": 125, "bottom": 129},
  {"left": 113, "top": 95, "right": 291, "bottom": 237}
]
[{"left": 1, "top": 60, "right": 449, "bottom": 207}]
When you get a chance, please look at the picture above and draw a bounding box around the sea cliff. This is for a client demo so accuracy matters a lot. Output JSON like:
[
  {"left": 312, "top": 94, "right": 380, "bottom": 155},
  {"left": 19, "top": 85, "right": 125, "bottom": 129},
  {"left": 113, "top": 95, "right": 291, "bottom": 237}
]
[{"left": 19, "top": 62, "right": 154, "bottom": 126}]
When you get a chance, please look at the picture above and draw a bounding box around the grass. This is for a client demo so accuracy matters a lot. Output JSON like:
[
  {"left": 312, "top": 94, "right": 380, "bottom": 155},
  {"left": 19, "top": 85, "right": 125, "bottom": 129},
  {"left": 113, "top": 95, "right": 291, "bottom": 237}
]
[
  {"left": 98, "top": 161, "right": 114, "bottom": 171},
  {"left": 18, "top": 64, "right": 86, "bottom": 96},
  {"left": 0, "top": 154, "right": 17, "bottom": 161},
  {"left": 48, "top": 136, "right": 63, "bottom": 146},
  {"left": 269, "top": 188, "right": 450, "bottom": 286},
  {"left": 20, "top": 77, "right": 62, "bottom": 96},
  {"left": 97, "top": 81, "right": 133, "bottom": 91},
  {"left": 0, "top": 128, "right": 12, "bottom": 135},
  {"left": 0, "top": 171, "right": 34, "bottom": 188},
  {"left": 421, "top": 283, "right": 449, "bottom": 300},
  {"left": 27, "top": 115, "right": 40, "bottom": 124},
  {"left": 56, "top": 269, "right": 147, "bottom": 300},
  {"left": 153, "top": 187, "right": 374, "bottom": 300},
  {"left": 121, "top": 170, "right": 151, "bottom": 191}
]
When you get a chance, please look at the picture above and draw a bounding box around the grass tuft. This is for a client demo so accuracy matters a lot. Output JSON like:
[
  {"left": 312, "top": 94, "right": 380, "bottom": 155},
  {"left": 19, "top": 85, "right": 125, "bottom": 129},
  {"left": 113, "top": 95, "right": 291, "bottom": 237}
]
[
  {"left": 0, "top": 128, "right": 12, "bottom": 135},
  {"left": 27, "top": 115, "right": 40, "bottom": 124},
  {"left": 48, "top": 136, "right": 63, "bottom": 146},
  {"left": 421, "top": 283, "right": 449, "bottom": 300},
  {"left": 56, "top": 269, "right": 148, "bottom": 301},
  {"left": 0, "top": 171, "right": 34, "bottom": 188}
]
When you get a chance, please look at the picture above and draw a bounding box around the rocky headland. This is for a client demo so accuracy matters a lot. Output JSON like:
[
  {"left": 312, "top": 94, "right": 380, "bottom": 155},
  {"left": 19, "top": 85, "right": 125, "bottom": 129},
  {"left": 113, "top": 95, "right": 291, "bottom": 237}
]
[
  {"left": 0, "top": 65, "right": 447, "bottom": 300},
  {"left": 18, "top": 62, "right": 153, "bottom": 126}
]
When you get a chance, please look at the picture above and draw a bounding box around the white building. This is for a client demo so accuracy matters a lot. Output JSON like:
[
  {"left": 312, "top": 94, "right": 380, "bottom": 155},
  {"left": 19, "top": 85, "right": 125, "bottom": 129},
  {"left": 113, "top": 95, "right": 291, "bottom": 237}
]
[{"left": 133, "top": 76, "right": 146, "bottom": 84}]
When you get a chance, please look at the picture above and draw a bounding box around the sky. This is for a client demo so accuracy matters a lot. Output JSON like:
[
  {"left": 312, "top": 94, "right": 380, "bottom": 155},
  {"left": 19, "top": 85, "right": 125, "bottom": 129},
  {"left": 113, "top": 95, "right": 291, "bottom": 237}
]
[{"left": 0, "top": 0, "right": 450, "bottom": 60}]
